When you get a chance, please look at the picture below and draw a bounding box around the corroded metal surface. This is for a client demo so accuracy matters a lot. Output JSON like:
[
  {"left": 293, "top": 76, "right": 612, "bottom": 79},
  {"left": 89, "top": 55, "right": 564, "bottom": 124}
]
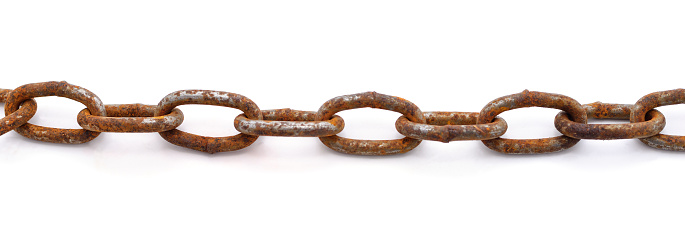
[
  {"left": 631, "top": 89, "right": 685, "bottom": 151},
  {"left": 235, "top": 108, "right": 344, "bottom": 137},
  {"left": 0, "top": 89, "right": 8, "bottom": 101},
  {"left": 155, "top": 90, "right": 262, "bottom": 154},
  {"left": 316, "top": 91, "right": 425, "bottom": 155},
  {"left": 4, "top": 81, "right": 105, "bottom": 144},
  {"left": 583, "top": 102, "right": 632, "bottom": 119},
  {"left": 477, "top": 90, "right": 587, "bottom": 154},
  {"left": 0, "top": 89, "right": 38, "bottom": 136},
  {"left": 318, "top": 136, "right": 422, "bottom": 156},
  {"left": 396, "top": 112, "right": 507, "bottom": 142},
  {"left": 1, "top": 81, "right": 685, "bottom": 155},
  {"left": 555, "top": 103, "right": 665, "bottom": 140},
  {"left": 77, "top": 104, "right": 184, "bottom": 132}
]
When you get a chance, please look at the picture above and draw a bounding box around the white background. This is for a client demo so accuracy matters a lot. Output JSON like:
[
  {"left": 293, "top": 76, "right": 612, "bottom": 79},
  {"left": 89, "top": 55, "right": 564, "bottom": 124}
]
[{"left": 1, "top": 1, "right": 684, "bottom": 251}]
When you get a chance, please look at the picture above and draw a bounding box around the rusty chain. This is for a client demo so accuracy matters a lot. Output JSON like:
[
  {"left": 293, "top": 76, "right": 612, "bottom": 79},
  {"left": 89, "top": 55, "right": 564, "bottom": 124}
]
[{"left": 0, "top": 81, "right": 683, "bottom": 155}]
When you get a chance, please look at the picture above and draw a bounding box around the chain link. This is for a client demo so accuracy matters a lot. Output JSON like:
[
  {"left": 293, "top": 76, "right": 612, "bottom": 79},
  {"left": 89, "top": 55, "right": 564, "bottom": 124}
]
[
  {"left": 4, "top": 81, "right": 105, "bottom": 144},
  {"left": 235, "top": 109, "right": 344, "bottom": 137},
  {"left": 316, "top": 91, "right": 426, "bottom": 155},
  {"left": 2, "top": 81, "right": 685, "bottom": 155},
  {"left": 396, "top": 112, "right": 507, "bottom": 142},
  {"left": 155, "top": 90, "right": 262, "bottom": 154},
  {"left": 77, "top": 104, "right": 184, "bottom": 133},
  {"left": 477, "top": 90, "right": 587, "bottom": 154},
  {"left": 631, "top": 89, "right": 685, "bottom": 151},
  {"left": 555, "top": 103, "right": 665, "bottom": 140}
]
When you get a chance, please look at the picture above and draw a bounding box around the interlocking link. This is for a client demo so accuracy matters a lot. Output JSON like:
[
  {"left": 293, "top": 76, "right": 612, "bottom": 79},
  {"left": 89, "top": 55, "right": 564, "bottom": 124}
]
[
  {"left": 0, "top": 89, "right": 38, "bottom": 136},
  {"left": 77, "top": 104, "right": 184, "bottom": 133},
  {"left": 555, "top": 103, "right": 665, "bottom": 140},
  {"left": 235, "top": 108, "right": 344, "bottom": 137},
  {"left": 317, "top": 91, "right": 426, "bottom": 155},
  {"left": 631, "top": 89, "right": 685, "bottom": 151},
  {"left": 155, "top": 90, "right": 262, "bottom": 154},
  {"left": 4, "top": 81, "right": 106, "bottom": 144},
  {"left": 396, "top": 112, "right": 507, "bottom": 142},
  {"left": 478, "top": 90, "right": 587, "bottom": 154},
  {"left": 1, "top": 81, "right": 685, "bottom": 155}
]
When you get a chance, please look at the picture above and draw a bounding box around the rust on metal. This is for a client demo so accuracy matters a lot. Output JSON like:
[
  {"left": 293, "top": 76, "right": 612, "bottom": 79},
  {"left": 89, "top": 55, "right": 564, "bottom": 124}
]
[
  {"left": 631, "top": 89, "right": 685, "bottom": 151},
  {"left": 155, "top": 90, "right": 262, "bottom": 154},
  {"left": 0, "top": 89, "right": 9, "bottom": 101},
  {"left": 1, "top": 81, "right": 684, "bottom": 155},
  {"left": 77, "top": 104, "right": 184, "bottom": 133},
  {"left": 555, "top": 102, "right": 665, "bottom": 140},
  {"left": 235, "top": 108, "right": 344, "bottom": 137},
  {"left": 1, "top": 89, "right": 38, "bottom": 136},
  {"left": 583, "top": 102, "right": 632, "bottom": 119},
  {"left": 396, "top": 112, "right": 508, "bottom": 142},
  {"left": 4, "top": 81, "right": 106, "bottom": 144},
  {"left": 316, "top": 91, "right": 426, "bottom": 155},
  {"left": 477, "top": 90, "right": 587, "bottom": 154}
]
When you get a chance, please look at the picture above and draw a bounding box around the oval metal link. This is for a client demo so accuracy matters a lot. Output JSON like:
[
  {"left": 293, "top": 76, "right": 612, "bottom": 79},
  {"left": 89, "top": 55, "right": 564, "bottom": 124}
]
[
  {"left": 555, "top": 103, "right": 665, "bottom": 140},
  {"left": 4, "top": 81, "right": 106, "bottom": 144},
  {"left": 235, "top": 108, "right": 344, "bottom": 137},
  {"left": 316, "top": 91, "right": 426, "bottom": 155},
  {"left": 155, "top": 90, "right": 262, "bottom": 154},
  {"left": 0, "top": 89, "right": 38, "bottom": 137},
  {"left": 396, "top": 112, "right": 508, "bottom": 142},
  {"left": 77, "top": 104, "right": 184, "bottom": 133},
  {"left": 631, "top": 89, "right": 685, "bottom": 151},
  {"left": 477, "top": 90, "right": 587, "bottom": 154}
]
